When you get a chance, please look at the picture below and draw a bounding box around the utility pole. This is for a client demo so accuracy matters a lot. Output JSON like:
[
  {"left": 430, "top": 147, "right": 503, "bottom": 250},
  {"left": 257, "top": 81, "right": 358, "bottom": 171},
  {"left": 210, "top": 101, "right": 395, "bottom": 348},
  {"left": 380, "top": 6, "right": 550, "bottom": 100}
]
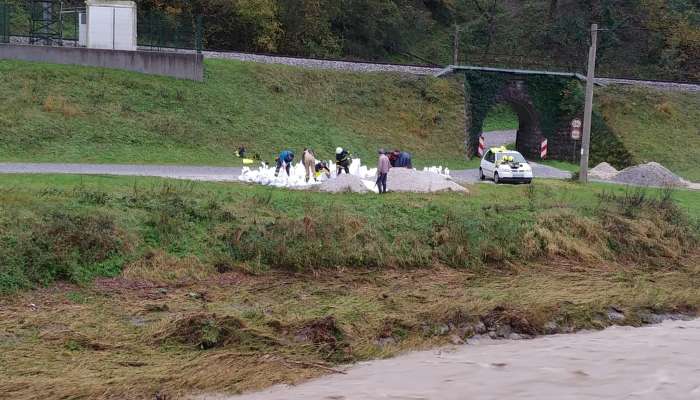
[
  {"left": 453, "top": 24, "right": 460, "bottom": 65},
  {"left": 579, "top": 23, "right": 598, "bottom": 183}
]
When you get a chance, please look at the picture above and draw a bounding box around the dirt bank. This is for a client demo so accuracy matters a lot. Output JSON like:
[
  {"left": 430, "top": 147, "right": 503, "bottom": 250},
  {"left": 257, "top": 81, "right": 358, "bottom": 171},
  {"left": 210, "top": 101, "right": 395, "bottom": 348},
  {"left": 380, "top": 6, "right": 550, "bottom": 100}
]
[{"left": 2, "top": 261, "right": 699, "bottom": 400}]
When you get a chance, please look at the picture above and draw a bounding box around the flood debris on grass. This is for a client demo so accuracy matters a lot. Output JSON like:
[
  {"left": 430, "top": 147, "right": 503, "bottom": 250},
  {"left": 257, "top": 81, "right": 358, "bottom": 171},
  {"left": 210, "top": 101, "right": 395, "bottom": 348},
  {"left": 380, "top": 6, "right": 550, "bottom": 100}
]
[
  {"left": 294, "top": 316, "right": 352, "bottom": 361},
  {"left": 151, "top": 313, "right": 278, "bottom": 350}
]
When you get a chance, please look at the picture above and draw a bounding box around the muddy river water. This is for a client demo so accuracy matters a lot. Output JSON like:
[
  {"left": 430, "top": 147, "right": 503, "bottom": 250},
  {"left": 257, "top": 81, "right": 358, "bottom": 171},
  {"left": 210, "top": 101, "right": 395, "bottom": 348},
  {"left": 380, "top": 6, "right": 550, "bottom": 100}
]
[{"left": 204, "top": 319, "right": 700, "bottom": 400}]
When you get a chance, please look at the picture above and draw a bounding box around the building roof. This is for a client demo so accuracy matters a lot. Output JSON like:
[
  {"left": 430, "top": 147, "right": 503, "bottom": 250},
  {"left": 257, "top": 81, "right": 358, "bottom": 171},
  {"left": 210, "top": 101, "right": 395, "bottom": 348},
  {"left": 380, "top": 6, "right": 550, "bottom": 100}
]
[{"left": 86, "top": 0, "right": 136, "bottom": 8}]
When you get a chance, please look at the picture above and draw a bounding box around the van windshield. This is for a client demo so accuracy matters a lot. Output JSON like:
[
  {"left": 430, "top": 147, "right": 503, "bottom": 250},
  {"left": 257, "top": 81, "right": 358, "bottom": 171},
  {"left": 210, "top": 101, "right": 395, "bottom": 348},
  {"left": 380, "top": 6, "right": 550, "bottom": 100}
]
[{"left": 496, "top": 152, "right": 527, "bottom": 163}]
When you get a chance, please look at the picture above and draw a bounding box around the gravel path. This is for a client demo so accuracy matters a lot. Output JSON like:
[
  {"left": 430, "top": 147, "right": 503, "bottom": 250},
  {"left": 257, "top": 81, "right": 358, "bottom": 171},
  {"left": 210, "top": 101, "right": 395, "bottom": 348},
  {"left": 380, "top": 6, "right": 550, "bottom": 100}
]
[
  {"left": 596, "top": 77, "right": 700, "bottom": 92},
  {"left": 203, "top": 52, "right": 700, "bottom": 92},
  {"left": 203, "top": 51, "right": 443, "bottom": 75}
]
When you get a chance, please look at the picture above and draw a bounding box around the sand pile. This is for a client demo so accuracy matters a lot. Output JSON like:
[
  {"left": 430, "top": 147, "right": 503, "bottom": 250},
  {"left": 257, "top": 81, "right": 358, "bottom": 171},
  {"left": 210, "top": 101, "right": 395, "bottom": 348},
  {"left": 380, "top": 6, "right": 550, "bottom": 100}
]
[
  {"left": 612, "top": 162, "right": 688, "bottom": 188},
  {"left": 318, "top": 174, "right": 374, "bottom": 193},
  {"left": 387, "top": 168, "right": 467, "bottom": 193},
  {"left": 589, "top": 162, "right": 619, "bottom": 180}
]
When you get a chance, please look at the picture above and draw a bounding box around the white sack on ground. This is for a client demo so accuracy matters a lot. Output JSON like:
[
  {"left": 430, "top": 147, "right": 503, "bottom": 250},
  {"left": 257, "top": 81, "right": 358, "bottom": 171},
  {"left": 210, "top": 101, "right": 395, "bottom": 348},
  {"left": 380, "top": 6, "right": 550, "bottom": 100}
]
[{"left": 239, "top": 159, "right": 454, "bottom": 193}]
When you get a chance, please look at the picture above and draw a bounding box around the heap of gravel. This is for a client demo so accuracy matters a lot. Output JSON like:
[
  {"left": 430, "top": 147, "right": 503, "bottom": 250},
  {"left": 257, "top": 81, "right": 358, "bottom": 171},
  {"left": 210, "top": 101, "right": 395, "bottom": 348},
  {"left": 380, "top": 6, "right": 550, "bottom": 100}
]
[
  {"left": 611, "top": 162, "right": 689, "bottom": 188},
  {"left": 589, "top": 162, "right": 619, "bottom": 180},
  {"left": 387, "top": 168, "right": 468, "bottom": 193},
  {"left": 318, "top": 174, "right": 370, "bottom": 193}
]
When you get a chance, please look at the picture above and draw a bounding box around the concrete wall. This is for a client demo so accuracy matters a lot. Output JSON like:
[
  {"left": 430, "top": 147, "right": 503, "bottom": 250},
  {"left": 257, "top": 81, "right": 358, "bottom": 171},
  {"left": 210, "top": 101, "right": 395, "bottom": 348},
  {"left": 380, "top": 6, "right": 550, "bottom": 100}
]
[{"left": 0, "top": 44, "right": 203, "bottom": 81}]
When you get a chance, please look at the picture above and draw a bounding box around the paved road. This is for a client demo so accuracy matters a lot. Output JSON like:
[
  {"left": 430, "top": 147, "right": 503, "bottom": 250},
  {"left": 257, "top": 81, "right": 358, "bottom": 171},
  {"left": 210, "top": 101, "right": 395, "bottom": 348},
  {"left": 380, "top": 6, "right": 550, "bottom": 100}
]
[
  {"left": 482, "top": 130, "right": 517, "bottom": 147},
  {"left": 451, "top": 162, "right": 572, "bottom": 184},
  {"left": 208, "top": 319, "right": 700, "bottom": 400},
  {"left": 0, "top": 163, "right": 245, "bottom": 182},
  {"left": 0, "top": 162, "right": 571, "bottom": 183}
]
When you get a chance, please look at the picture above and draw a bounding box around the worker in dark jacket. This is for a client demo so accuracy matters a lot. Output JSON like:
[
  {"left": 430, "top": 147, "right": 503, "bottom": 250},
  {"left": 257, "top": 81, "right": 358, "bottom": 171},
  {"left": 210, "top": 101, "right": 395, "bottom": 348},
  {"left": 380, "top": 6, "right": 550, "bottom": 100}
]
[
  {"left": 275, "top": 150, "right": 295, "bottom": 177},
  {"left": 391, "top": 150, "right": 413, "bottom": 168},
  {"left": 335, "top": 147, "right": 352, "bottom": 175},
  {"left": 388, "top": 150, "right": 399, "bottom": 167}
]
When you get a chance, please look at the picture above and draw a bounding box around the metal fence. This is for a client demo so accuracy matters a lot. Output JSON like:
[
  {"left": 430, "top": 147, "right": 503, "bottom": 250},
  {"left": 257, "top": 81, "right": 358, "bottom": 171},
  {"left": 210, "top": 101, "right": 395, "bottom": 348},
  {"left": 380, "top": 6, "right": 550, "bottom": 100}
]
[
  {"left": 0, "top": 2, "right": 202, "bottom": 52},
  {"left": 138, "top": 11, "right": 202, "bottom": 52}
]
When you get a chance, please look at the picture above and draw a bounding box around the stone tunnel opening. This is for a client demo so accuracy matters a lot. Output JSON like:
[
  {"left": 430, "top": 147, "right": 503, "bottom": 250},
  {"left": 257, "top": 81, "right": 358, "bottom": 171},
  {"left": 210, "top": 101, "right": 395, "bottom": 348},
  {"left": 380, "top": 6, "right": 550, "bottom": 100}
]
[{"left": 480, "top": 98, "right": 542, "bottom": 160}]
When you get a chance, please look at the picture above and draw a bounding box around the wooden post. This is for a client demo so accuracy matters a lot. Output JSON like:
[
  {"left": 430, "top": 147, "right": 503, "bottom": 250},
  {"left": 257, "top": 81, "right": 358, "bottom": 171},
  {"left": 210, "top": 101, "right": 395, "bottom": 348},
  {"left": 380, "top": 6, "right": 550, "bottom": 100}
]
[
  {"left": 453, "top": 24, "right": 460, "bottom": 65},
  {"left": 579, "top": 23, "right": 598, "bottom": 183}
]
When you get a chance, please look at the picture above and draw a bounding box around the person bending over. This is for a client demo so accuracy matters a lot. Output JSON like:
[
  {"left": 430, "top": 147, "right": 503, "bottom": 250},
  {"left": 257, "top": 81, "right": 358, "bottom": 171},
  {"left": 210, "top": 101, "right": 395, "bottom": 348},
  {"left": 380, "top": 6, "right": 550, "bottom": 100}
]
[{"left": 275, "top": 150, "right": 295, "bottom": 177}]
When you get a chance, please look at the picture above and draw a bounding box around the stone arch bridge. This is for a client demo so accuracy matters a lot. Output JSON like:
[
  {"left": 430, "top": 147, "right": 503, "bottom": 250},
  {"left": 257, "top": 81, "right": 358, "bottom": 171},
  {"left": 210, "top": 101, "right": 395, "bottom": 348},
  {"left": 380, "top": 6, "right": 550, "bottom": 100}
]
[{"left": 437, "top": 66, "right": 592, "bottom": 161}]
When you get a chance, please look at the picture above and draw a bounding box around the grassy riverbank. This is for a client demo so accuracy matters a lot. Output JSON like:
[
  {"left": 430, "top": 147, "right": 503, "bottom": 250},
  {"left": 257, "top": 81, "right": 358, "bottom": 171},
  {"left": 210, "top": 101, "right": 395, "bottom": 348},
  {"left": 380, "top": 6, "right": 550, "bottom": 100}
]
[{"left": 0, "top": 175, "right": 699, "bottom": 399}]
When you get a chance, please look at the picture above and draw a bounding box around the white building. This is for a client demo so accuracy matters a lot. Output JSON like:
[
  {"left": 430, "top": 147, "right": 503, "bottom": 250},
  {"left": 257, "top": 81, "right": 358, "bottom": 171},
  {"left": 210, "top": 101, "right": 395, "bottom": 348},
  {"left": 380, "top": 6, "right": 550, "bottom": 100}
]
[{"left": 84, "top": 0, "right": 137, "bottom": 51}]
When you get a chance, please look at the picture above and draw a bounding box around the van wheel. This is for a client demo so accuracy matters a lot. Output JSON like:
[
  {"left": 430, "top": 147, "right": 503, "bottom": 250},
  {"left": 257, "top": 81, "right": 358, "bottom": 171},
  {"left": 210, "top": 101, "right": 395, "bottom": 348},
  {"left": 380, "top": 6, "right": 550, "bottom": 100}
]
[
  {"left": 479, "top": 168, "right": 485, "bottom": 181},
  {"left": 494, "top": 172, "right": 500, "bottom": 184}
]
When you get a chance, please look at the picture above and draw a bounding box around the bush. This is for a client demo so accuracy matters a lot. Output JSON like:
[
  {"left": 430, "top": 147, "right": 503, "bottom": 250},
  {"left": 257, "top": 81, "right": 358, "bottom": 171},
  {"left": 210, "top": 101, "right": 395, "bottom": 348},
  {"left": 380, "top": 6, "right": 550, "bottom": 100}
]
[{"left": 0, "top": 211, "right": 131, "bottom": 291}]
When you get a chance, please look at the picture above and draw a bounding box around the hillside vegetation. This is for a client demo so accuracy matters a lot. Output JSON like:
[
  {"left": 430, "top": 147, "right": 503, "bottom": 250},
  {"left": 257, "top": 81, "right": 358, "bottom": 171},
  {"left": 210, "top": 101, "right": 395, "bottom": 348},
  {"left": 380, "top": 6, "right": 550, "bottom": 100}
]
[
  {"left": 0, "top": 59, "right": 468, "bottom": 167},
  {"left": 598, "top": 87, "right": 700, "bottom": 182},
  {"left": 6, "top": 0, "right": 696, "bottom": 79},
  {"left": 135, "top": 0, "right": 699, "bottom": 80}
]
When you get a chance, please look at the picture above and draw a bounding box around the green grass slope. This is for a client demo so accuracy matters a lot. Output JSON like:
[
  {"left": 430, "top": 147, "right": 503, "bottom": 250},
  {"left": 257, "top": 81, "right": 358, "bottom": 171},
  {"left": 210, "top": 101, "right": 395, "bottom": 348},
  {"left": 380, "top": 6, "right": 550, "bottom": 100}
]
[
  {"left": 482, "top": 103, "right": 518, "bottom": 132},
  {"left": 598, "top": 86, "right": 700, "bottom": 182},
  {"left": 0, "top": 59, "right": 468, "bottom": 168}
]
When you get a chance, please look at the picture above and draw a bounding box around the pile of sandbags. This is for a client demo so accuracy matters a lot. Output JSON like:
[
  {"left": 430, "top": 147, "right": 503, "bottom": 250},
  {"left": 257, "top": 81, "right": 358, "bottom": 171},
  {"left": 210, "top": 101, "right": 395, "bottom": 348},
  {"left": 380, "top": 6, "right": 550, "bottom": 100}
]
[{"left": 239, "top": 159, "right": 376, "bottom": 189}]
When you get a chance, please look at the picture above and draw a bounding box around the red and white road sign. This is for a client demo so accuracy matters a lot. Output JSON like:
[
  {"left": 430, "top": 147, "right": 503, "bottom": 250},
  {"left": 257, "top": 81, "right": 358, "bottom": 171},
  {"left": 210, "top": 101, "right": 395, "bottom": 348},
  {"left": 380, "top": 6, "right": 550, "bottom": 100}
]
[
  {"left": 541, "top": 139, "right": 548, "bottom": 159},
  {"left": 571, "top": 118, "right": 583, "bottom": 140},
  {"left": 478, "top": 135, "right": 486, "bottom": 157}
]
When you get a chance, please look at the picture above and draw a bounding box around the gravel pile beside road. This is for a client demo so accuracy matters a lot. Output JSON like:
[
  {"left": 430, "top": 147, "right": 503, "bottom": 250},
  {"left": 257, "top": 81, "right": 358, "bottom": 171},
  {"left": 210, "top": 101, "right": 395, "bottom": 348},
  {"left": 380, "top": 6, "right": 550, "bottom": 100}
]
[
  {"left": 387, "top": 168, "right": 467, "bottom": 193},
  {"left": 318, "top": 174, "right": 371, "bottom": 193},
  {"left": 611, "top": 162, "right": 689, "bottom": 188},
  {"left": 589, "top": 162, "right": 619, "bottom": 180}
]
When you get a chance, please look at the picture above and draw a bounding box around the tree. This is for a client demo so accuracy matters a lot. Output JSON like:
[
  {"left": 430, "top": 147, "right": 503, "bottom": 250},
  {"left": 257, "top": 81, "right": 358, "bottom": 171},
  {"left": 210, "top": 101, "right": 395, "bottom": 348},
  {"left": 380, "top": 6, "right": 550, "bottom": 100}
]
[{"left": 278, "top": 0, "right": 341, "bottom": 57}]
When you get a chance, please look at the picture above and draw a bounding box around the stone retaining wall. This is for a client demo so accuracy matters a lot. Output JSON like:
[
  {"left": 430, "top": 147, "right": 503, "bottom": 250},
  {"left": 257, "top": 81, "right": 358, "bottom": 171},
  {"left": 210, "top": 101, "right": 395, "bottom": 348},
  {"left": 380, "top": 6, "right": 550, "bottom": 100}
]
[{"left": 0, "top": 43, "right": 204, "bottom": 81}]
